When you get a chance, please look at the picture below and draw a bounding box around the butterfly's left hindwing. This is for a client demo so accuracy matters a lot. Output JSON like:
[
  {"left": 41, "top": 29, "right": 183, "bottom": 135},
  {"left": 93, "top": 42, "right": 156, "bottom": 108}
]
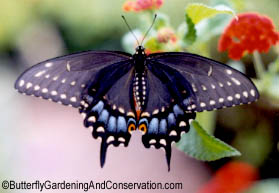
[
  {"left": 15, "top": 51, "right": 131, "bottom": 107},
  {"left": 80, "top": 62, "right": 135, "bottom": 167}
]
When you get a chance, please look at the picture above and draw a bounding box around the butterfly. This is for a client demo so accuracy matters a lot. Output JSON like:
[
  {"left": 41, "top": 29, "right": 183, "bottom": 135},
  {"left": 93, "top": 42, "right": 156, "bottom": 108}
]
[{"left": 14, "top": 16, "right": 259, "bottom": 171}]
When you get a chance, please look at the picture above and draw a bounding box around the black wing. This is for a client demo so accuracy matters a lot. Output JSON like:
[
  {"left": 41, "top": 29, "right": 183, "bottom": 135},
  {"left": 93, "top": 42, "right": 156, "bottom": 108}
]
[
  {"left": 147, "top": 52, "right": 259, "bottom": 112},
  {"left": 144, "top": 70, "right": 172, "bottom": 114},
  {"left": 80, "top": 62, "right": 136, "bottom": 167},
  {"left": 15, "top": 51, "right": 132, "bottom": 107},
  {"left": 139, "top": 64, "right": 196, "bottom": 171}
]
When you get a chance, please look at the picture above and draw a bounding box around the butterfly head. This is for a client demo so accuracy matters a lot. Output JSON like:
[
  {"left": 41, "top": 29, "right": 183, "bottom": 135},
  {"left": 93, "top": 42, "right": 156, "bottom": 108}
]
[{"left": 135, "top": 46, "right": 145, "bottom": 55}]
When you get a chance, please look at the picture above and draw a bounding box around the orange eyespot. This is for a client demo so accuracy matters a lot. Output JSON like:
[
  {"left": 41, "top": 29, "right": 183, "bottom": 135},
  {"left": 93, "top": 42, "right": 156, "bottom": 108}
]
[
  {"left": 128, "top": 123, "right": 136, "bottom": 133},
  {"left": 139, "top": 124, "right": 147, "bottom": 134}
]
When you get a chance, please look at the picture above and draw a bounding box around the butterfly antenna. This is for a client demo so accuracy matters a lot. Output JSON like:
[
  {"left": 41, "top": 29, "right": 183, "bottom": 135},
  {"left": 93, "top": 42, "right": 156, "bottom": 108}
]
[
  {"left": 141, "top": 14, "right": 157, "bottom": 45},
  {"left": 122, "top": 15, "right": 140, "bottom": 46}
]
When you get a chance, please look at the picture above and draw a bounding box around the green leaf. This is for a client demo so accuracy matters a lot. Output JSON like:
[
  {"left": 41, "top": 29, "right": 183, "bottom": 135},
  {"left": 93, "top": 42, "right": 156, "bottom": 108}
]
[
  {"left": 186, "top": 3, "right": 237, "bottom": 24},
  {"left": 196, "top": 111, "right": 216, "bottom": 134},
  {"left": 183, "top": 14, "right": 197, "bottom": 45},
  {"left": 177, "top": 120, "right": 241, "bottom": 161}
]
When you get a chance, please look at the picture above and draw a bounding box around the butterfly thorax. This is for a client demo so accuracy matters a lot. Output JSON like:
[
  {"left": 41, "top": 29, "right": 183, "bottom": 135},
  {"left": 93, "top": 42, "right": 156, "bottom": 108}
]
[{"left": 133, "top": 46, "right": 146, "bottom": 71}]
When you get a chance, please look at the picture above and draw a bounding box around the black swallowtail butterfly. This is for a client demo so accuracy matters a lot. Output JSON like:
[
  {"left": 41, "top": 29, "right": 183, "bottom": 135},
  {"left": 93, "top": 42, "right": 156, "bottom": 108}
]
[{"left": 14, "top": 17, "right": 259, "bottom": 171}]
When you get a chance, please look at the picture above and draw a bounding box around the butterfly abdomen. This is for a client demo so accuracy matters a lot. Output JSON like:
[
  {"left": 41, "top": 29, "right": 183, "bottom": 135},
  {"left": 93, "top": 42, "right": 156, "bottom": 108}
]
[{"left": 132, "top": 70, "right": 149, "bottom": 120}]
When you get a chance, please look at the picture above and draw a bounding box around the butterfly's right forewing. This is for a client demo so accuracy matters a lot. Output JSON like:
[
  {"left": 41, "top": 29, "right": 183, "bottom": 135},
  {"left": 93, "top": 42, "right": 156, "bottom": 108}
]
[{"left": 148, "top": 52, "right": 259, "bottom": 112}]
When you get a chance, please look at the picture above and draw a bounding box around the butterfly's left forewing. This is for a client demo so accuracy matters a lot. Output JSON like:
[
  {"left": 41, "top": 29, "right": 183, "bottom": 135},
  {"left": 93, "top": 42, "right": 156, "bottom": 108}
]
[
  {"left": 15, "top": 51, "right": 131, "bottom": 107},
  {"left": 15, "top": 50, "right": 135, "bottom": 167}
]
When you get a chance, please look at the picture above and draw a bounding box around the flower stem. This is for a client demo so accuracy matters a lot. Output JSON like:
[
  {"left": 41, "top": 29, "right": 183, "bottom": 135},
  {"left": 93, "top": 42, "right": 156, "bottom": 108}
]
[{"left": 253, "top": 51, "right": 265, "bottom": 79}]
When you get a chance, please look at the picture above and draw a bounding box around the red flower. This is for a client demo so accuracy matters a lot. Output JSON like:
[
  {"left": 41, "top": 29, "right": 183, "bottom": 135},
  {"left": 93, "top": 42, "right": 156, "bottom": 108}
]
[
  {"left": 198, "top": 161, "right": 258, "bottom": 193},
  {"left": 218, "top": 13, "right": 279, "bottom": 60},
  {"left": 123, "top": 0, "right": 163, "bottom": 12}
]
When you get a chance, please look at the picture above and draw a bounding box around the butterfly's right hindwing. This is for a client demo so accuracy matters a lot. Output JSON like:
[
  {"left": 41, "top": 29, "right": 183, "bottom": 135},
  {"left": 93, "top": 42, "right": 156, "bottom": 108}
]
[{"left": 139, "top": 64, "right": 196, "bottom": 171}]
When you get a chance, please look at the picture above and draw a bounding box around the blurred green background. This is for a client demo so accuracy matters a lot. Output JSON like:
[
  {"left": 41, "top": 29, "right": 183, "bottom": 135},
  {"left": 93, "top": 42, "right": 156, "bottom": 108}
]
[{"left": 0, "top": 0, "right": 278, "bottom": 193}]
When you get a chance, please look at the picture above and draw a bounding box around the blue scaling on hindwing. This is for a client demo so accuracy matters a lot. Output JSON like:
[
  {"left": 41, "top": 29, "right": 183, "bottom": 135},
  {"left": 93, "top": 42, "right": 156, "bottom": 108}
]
[
  {"left": 159, "top": 119, "right": 167, "bottom": 134},
  {"left": 148, "top": 118, "right": 159, "bottom": 134},
  {"left": 92, "top": 100, "right": 104, "bottom": 114},
  {"left": 167, "top": 113, "right": 176, "bottom": 126},
  {"left": 173, "top": 104, "right": 184, "bottom": 117},
  {"left": 76, "top": 59, "right": 135, "bottom": 168},
  {"left": 98, "top": 109, "right": 109, "bottom": 124},
  {"left": 80, "top": 97, "right": 133, "bottom": 167},
  {"left": 117, "top": 116, "right": 127, "bottom": 133},
  {"left": 141, "top": 103, "right": 196, "bottom": 171},
  {"left": 107, "top": 116, "right": 117, "bottom": 134}
]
